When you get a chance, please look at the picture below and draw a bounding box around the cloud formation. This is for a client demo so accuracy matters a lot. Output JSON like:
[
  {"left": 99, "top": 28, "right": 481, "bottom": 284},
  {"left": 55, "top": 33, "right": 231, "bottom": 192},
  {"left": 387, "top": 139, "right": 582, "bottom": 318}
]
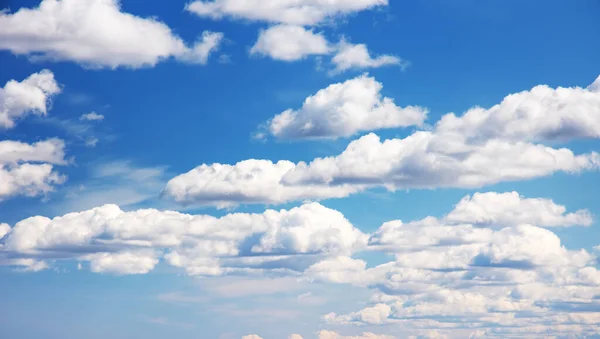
[
  {"left": 0, "top": 0, "right": 223, "bottom": 68},
  {"left": 3, "top": 191, "right": 596, "bottom": 337},
  {"left": 0, "top": 69, "right": 60, "bottom": 129},
  {"left": 0, "top": 202, "right": 367, "bottom": 274},
  {"left": 249, "top": 26, "right": 404, "bottom": 73},
  {"left": 251, "top": 25, "right": 332, "bottom": 61},
  {"left": 165, "top": 76, "right": 600, "bottom": 208},
  {"left": 331, "top": 40, "right": 407, "bottom": 74},
  {"left": 265, "top": 74, "right": 427, "bottom": 139},
  {"left": 0, "top": 138, "right": 67, "bottom": 201},
  {"left": 186, "top": 0, "right": 388, "bottom": 26}
]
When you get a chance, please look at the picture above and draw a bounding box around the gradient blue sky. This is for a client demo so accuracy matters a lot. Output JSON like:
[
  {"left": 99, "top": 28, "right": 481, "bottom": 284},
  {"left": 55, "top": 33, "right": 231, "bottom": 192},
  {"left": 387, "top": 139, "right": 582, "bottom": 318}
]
[{"left": 1, "top": 1, "right": 600, "bottom": 338}]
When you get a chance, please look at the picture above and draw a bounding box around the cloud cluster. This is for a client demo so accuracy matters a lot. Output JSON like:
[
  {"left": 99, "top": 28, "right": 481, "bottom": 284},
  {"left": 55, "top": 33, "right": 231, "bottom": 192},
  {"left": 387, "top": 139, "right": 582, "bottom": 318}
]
[
  {"left": 0, "top": 202, "right": 367, "bottom": 274},
  {"left": 164, "top": 76, "right": 600, "bottom": 208},
  {"left": 3, "top": 191, "right": 598, "bottom": 337},
  {"left": 0, "top": 69, "right": 60, "bottom": 129},
  {"left": 0, "top": 138, "right": 67, "bottom": 201},
  {"left": 250, "top": 25, "right": 404, "bottom": 72},
  {"left": 312, "top": 194, "right": 600, "bottom": 338},
  {"left": 265, "top": 74, "right": 427, "bottom": 140},
  {"left": 0, "top": 0, "right": 223, "bottom": 68}
]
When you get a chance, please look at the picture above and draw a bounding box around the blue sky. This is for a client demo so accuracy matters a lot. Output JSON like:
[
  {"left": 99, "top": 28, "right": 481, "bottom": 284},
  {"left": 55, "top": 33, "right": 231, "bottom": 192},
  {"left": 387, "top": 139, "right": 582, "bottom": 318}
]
[{"left": 1, "top": 1, "right": 600, "bottom": 338}]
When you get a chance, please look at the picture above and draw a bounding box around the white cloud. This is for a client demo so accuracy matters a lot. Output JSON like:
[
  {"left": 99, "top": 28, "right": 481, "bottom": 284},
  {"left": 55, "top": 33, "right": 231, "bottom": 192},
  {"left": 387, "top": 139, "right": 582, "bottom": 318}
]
[
  {"left": 313, "top": 194, "right": 600, "bottom": 338},
  {"left": 166, "top": 76, "right": 600, "bottom": 208},
  {"left": 80, "top": 112, "right": 104, "bottom": 121},
  {"left": 445, "top": 191, "right": 593, "bottom": 227},
  {"left": 0, "top": 69, "right": 60, "bottom": 128},
  {"left": 331, "top": 40, "right": 407, "bottom": 74},
  {"left": 178, "top": 31, "right": 225, "bottom": 65},
  {"left": 3, "top": 190, "right": 600, "bottom": 338},
  {"left": 265, "top": 74, "right": 427, "bottom": 139},
  {"left": 83, "top": 251, "right": 159, "bottom": 275},
  {"left": 0, "top": 138, "right": 67, "bottom": 201},
  {"left": 1, "top": 202, "right": 367, "bottom": 275},
  {"left": 185, "top": 0, "right": 388, "bottom": 26},
  {"left": 435, "top": 74, "right": 600, "bottom": 142},
  {"left": 162, "top": 159, "right": 362, "bottom": 208},
  {"left": 250, "top": 25, "right": 331, "bottom": 61},
  {"left": 0, "top": 0, "right": 223, "bottom": 68}
]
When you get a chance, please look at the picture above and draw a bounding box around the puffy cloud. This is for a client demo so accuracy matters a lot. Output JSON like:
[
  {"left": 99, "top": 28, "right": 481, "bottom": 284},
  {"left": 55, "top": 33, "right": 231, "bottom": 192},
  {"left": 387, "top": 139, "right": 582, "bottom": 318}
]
[
  {"left": 242, "top": 335, "right": 263, "bottom": 339},
  {"left": 250, "top": 25, "right": 331, "bottom": 61},
  {"left": 162, "top": 159, "right": 361, "bottom": 208},
  {"left": 0, "top": 69, "right": 60, "bottom": 129},
  {"left": 445, "top": 191, "right": 593, "bottom": 227},
  {"left": 79, "top": 112, "right": 104, "bottom": 121},
  {"left": 265, "top": 74, "right": 427, "bottom": 140},
  {"left": 1, "top": 202, "right": 367, "bottom": 275},
  {"left": 435, "top": 75, "right": 600, "bottom": 142},
  {"left": 314, "top": 193, "right": 600, "bottom": 338},
  {"left": 83, "top": 251, "right": 159, "bottom": 275},
  {"left": 166, "top": 77, "right": 600, "bottom": 208},
  {"left": 0, "top": 138, "right": 67, "bottom": 200},
  {"left": 0, "top": 0, "right": 223, "bottom": 68},
  {"left": 185, "top": 0, "right": 388, "bottom": 26},
  {"left": 282, "top": 132, "right": 599, "bottom": 191},
  {"left": 331, "top": 40, "right": 406, "bottom": 74}
]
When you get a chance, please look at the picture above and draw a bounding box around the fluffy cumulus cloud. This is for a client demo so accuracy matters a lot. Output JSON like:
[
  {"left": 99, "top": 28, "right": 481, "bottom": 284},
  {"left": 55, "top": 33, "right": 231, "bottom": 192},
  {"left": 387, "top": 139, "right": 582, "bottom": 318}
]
[
  {"left": 0, "top": 202, "right": 367, "bottom": 274},
  {"left": 313, "top": 193, "right": 600, "bottom": 338},
  {"left": 2, "top": 191, "right": 599, "bottom": 337},
  {"left": 165, "top": 76, "right": 600, "bottom": 208},
  {"left": 162, "top": 159, "right": 362, "bottom": 208},
  {"left": 445, "top": 191, "right": 593, "bottom": 227},
  {"left": 251, "top": 25, "right": 331, "bottom": 61},
  {"left": 0, "top": 0, "right": 223, "bottom": 68},
  {"left": 0, "top": 69, "right": 60, "bottom": 129},
  {"left": 0, "top": 138, "right": 67, "bottom": 201},
  {"left": 331, "top": 40, "right": 407, "bottom": 74},
  {"left": 265, "top": 74, "right": 427, "bottom": 139},
  {"left": 435, "top": 74, "right": 600, "bottom": 142},
  {"left": 185, "top": 0, "right": 388, "bottom": 26}
]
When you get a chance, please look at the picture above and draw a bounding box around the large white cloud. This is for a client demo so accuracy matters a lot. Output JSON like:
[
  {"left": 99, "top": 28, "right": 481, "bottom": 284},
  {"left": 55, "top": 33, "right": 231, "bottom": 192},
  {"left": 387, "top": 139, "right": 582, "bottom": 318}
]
[
  {"left": 165, "top": 76, "right": 600, "bottom": 208},
  {"left": 162, "top": 159, "right": 362, "bottom": 208},
  {"left": 311, "top": 194, "right": 600, "bottom": 338},
  {"left": 185, "top": 0, "right": 388, "bottom": 26},
  {"left": 445, "top": 191, "right": 593, "bottom": 227},
  {"left": 0, "top": 138, "right": 67, "bottom": 201},
  {"left": 1, "top": 202, "right": 367, "bottom": 274},
  {"left": 435, "top": 75, "right": 600, "bottom": 142},
  {"left": 250, "top": 25, "right": 332, "bottom": 61},
  {"left": 266, "top": 74, "right": 427, "bottom": 140},
  {"left": 2, "top": 191, "right": 599, "bottom": 337},
  {"left": 0, "top": 0, "right": 223, "bottom": 68},
  {"left": 0, "top": 69, "right": 60, "bottom": 129}
]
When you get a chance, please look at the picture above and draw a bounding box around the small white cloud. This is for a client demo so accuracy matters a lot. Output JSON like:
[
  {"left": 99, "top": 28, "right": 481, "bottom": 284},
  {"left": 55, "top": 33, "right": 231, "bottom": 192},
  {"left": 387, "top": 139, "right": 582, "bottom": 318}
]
[
  {"left": 250, "top": 25, "right": 332, "bottom": 61},
  {"left": 80, "top": 112, "right": 104, "bottom": 121},
  {"left": 331, "top": 39, "right": 407, "bottom": 74},
  {"left": 0, "top": 69, "right": 61, "bottom": 129}
]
